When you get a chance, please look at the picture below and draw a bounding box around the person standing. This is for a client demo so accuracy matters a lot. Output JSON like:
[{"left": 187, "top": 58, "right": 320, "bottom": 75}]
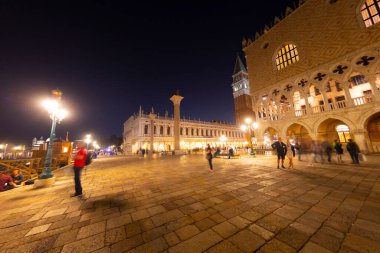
[
  {"left": 333, "top": 139, "right": 344, "bottom": 163},
  {"left": 72, "top": 141, "right": 87, "bottom": 197},
  {"left": 286, "top": 140, "right": 295, "bottom": 169},
  {"left": 205, "top": 144, "right": 213, "bottom": 171},
  {"left": 346, "top": 139, "right": 360, "bottom": 164},
  {"left": 271, "top": 137, "right": 287, "bottom": 169}
]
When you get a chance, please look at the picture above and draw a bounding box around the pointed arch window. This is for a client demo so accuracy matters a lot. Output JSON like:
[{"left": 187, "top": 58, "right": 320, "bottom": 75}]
[
  {"left": 275, "top": 44, "right": 299, "bottom": 70},
  {"left": 361, "top": 0, "right": 380, "bottom": 27}
]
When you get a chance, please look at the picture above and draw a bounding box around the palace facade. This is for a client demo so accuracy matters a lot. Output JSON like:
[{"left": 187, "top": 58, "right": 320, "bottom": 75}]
[
  {"left": 123, "top": 110, "right": 246, "bottom": 154},
  {"left": 233, "top": 0, "right": 380, "bottom": 153}
]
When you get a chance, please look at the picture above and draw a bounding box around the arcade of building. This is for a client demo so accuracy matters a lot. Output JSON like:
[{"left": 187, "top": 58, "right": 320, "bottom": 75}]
[{"left": 232, "top": 0, "right": 380, "bottom": 153}]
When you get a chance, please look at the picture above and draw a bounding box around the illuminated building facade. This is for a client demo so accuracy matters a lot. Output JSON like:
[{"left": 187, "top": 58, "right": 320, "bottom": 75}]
[
  {"left": 122, "top": 110, "right": 246, "bottom": 154},
  {"left": 239, "top": 0, "right": 380, "bottom": 153}
]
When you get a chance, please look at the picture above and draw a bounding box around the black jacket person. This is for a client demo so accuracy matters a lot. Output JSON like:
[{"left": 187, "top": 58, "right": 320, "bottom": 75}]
[{"left": 271, "top": 137, "right": 287, "bottom": 169}]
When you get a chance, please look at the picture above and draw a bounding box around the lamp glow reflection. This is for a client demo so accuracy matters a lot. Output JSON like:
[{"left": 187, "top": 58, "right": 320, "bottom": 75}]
[{"left": 240, "top": 117, "right": 258, "bottom": 156}]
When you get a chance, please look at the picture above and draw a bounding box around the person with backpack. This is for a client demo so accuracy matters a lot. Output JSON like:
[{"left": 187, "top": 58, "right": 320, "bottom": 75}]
[{"left": 72, "top": 141, "right": 88, "bottom": 197}]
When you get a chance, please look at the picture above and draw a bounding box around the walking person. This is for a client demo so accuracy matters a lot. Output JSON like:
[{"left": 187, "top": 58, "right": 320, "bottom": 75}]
[
  {"left": 333, "top": 139, "right": 344, "bottom": 163},
  {"left": 205, "top": 144, "right": 213, "bottom": 171},
  {"left": 346, "top": 139, "right": 360, "bottom": 164},
  {"left": 321, "top": 139, "right": 333, "bottom": 163},
  {"left": 72, "top": 141, "right": 87, "bottom": 197},
  {"left": 271, "top": 137, "right": 287, "bottom": 169},
  {"left": 295, "top": 142, "right": 301, "bottom": 161},
  {"left": 286, "top": 140, "right": 295, "bottom": 169}
]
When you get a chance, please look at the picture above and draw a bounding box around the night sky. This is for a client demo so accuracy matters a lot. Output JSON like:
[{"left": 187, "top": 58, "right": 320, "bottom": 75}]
[{"left": 0, "top": 0, "right": 297, "bottom": 145}]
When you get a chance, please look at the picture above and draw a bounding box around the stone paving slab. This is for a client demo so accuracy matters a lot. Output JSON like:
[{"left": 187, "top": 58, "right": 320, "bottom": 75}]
[{"left": 0, "top": 155, "right": 380, "bottom": 253}]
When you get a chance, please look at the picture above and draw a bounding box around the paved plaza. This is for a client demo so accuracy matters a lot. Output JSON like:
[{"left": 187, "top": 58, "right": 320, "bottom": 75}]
[{"left": 0, "top": 155, "right": 380, "bottom": 253}]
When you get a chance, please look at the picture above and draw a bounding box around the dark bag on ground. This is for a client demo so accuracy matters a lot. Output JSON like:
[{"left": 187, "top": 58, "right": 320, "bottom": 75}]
[{"left": 85, "top": 152, "right": 93, "bottom": 166}]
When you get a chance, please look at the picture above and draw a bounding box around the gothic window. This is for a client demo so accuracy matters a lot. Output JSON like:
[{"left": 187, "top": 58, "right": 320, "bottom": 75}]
[
  {"left": 167, "top": 127, "right": 171, "bottom": 135},
  {"left": 361, "top": 0, "right": 380, "bottom": 27},
  {"left": 191, "top": 128, "right": 194, "bottom": 136},
  {"left": 160, "top": 126, "right": 163, "bottom": 135},
  {"left": 350, "top": 75, "right": 368, "bottom": 86},
  {"left": 144, "top": 125, "right": 149, "bottom": 135},
  {"left": 275, "top": 43, "right": 299, "bottom": 70},
  {"left": 180, "top": 128, "right": 183, "bottom": 135}
]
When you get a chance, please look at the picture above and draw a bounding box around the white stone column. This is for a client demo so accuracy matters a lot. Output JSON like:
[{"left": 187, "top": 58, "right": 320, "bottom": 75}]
[
  {"left": 170, "top": 95, "right": 184, "bottom": 152},
  {"left": 148, "top": 113, "right": 157, "bottom": 154}
]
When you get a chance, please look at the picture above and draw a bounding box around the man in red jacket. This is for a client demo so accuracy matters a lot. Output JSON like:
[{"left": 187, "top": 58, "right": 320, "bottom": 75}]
[{"left": 72, "top": 141, "right": 87, "bottom": 197}]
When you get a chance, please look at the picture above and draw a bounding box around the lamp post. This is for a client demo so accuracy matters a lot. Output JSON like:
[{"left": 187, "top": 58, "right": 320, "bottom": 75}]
[
  {"left": 40, "top": 89, "right": 68, "bottom": 179},
  {"left": 240, "top": 118, "right": 258, "bottom": 156}
]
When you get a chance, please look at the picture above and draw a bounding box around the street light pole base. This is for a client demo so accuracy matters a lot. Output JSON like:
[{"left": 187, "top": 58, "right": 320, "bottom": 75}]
[{"left": 34, "top": 177, "right": 56, "bottom": 188}]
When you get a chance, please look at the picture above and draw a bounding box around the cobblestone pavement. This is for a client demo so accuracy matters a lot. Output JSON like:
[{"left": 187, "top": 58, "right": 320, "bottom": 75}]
[{"left": 1, "top": 155, "right": 380, "bottom": 253}]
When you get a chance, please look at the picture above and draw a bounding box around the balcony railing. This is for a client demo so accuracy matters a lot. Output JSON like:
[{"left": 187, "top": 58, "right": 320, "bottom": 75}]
[
  {"left": 353, "top": 96, "right": 373, "bottom": 106},
  {"left": 312, "top": 105, "right": 325, "bottom": 113},
  {"left": 295, "top": 109, "right": 307, "bottom": 117}
]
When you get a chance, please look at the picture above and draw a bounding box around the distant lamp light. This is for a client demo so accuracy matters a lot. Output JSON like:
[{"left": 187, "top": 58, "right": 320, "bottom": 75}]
[
  {"left": 241, "top": 125, "right": 247, "bottom": 132},
  {"left": 253, "top": 122, "right": 259, "bottom": 129},
  {"left": 245, "top": 117, "right": 252, "bottom": 124}
]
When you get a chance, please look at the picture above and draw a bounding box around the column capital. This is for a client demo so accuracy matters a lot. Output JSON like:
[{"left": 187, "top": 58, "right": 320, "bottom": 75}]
[{"left": 170, "top": 95, "right": 184, "bottom": 105}]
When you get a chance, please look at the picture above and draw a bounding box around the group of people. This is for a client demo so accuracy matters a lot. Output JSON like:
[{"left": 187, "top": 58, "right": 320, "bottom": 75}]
[
  {"left": 0, "top": 169, "right": 24, "bottom": 192},
  {"left": 308, "top": 139, "right": 361, "bottom": 165},
  {"left": 271, "top": 137, "right": 362, "bottom": 168},
  {"left": 271, "top": 137, "right": 296, "bottom": 169}
]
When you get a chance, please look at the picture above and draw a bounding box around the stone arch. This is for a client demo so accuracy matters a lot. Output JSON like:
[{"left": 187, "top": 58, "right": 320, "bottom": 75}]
[
  {"left": 262, "top": 126, "right": 280, "bottom": 147},
  {"left": 314, "top": 116, "right": 356, "bottom": 142},
  {"left": 313, "top": 115, "right": 356, "bottom": 133},
  {"left": 283, "top": 122, "right": 313, "bottom": 150},
  {"left": 363, "top": 111, "right": 380, "bottom": 152}
]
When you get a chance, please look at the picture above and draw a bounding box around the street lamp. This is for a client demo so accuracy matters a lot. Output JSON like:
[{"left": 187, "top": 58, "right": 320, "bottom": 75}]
[
  {"left": 84, "top": 134, "right": 92, "bottom": 149},
  {"left": 40, "top": 89, "right": 68, "bottom": 179},
  {"left": 240, "top": 117, "right": 258, "bottom": 156}
]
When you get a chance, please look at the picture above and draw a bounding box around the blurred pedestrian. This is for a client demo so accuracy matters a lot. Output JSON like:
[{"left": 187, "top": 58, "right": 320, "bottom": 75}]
[
  {"left": 346, "top": 139, "right": 360, "bottom": 164},
  {"left": 321, "top": 139, "right": 333, "bottom": 163},
  {"left": 205, "top": 144, "right": 213, "bottom": 171},
  {"left": 295, "top": 142, "right": 301, "bottom": 161},
  {"left": 271, "top": 137, "right": 287, "bottom": 169},
  {"left": 72, "top": 141, "right": 87, "bottom": 197},
  {"left": 286, "top": 140, "right": 295, "bottom": 169},
  {"left": 228, "top": 147, "right": 234, "bottom": 159},
  {"left": 333, "top": 139, "right": 344, "bottom": 163}
]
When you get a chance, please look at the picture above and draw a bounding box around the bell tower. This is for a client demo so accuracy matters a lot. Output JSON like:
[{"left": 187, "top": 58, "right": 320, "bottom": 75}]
[{"left": 232, "top": 54, "right": 255, "bottom": 125}]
